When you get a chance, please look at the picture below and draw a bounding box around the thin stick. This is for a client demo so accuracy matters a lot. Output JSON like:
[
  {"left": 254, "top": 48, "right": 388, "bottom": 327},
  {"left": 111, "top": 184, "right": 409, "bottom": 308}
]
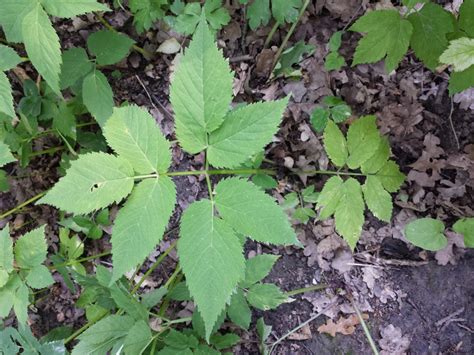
[
  {"left": 0, "top": 191, "right": 47, "bottom": 219},
  {"left": 448, "top": 98, "right": 460, "bottom": 150},
  {"left": 135, "top": 75, "right": 158, "bottom": 111},
  {"left": 352, "top": 301, "right": 380, "bottom": 355},
  {"left": 285, "top": 284, "right": 328, "bottom": 296}
]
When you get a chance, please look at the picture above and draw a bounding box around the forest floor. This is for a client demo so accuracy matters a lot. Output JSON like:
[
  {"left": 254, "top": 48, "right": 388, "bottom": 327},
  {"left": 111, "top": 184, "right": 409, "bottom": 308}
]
[{"left": 1, "top": 1, "right": 473, "bottom": 354}]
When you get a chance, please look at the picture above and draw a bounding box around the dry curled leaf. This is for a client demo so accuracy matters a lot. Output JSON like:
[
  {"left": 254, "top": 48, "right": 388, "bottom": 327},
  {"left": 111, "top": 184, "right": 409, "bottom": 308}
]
[{"left": 317, "top": 313, "right": 369, "bottom": 337}]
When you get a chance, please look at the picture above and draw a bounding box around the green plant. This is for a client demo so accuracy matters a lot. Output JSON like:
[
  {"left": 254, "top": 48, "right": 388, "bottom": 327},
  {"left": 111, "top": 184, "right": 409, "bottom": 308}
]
[
  {"left": 243, "top": 0, "right": 303, "bottom": 30},
  {"left": 325, "top": 31, "right": 346, "bottom": 71},
  {"left": 404, "top": 217, "right": 474, "bottom": 251},
  {"left": 281, "top": 186, "right": 319, "bottom": 224},
  {"left": 310, "top": 96, "right": 352, "bottom": 133},
  {"left": 350, "top": 0, "right": 474, "bottom": 94}
]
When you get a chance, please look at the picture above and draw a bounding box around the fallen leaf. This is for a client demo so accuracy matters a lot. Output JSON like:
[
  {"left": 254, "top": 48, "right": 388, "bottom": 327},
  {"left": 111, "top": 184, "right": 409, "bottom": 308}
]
[
  {"left": 288, "top": 324, "right": 312, "bottom": 340},
  {"left": 379, "top": 324, "right": 410, "bottom": 355},
  {"left": 317, "top": 313, "right": 369, "bottom": 337}
]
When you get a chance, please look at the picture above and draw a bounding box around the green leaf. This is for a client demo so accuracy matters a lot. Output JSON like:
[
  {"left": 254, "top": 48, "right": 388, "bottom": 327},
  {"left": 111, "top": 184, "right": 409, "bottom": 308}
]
[
  {"left": 53, "top": 102, "right": 76, "bottom": 141},
  {"left": 361, "top": 137, "right": 390, "bottom": 174},
  {"left": 208, "top": 98, "right": 289, "bottom": 168},
  {"left": 459, "top": 0, "right": 474, "bottom": 37},
  {"left": 334, "top": 178, "right": 364, "bottom": 250},
  {"left": 210, "top": 333, "right": 240, "bottom": 350},
  {"left": 407, "top": 3, "right": 453, "bottom": 70},
  {"left": 453, "top": 218, "right": 474, "bottom": 248},
  {"left": 40, "top": 0, "right": 110, "bottom": 18},
  {"left": 72, "top": 315, "right": 132, "bottom": 355},
  {"left": 0, "top": 45, "right": 22, "bottom": 71},
  {"left": 123, "top": 320, "right": 152, "bottom": 354},
  {"left": 38, "top": 152, "right": 134, "bottom": 215},
  {"left": 164, "top": 329, "right": 199, "bottom": 349},
  {"left": 227, "top": 289, "right": 251, "bottom": 329},
  {"left": 0, "top": 139, "right": 15, "bottom": 167},
  {"left": 316, "top": 175, "right": 343, "bottom": 219},
  {"left": 247, "top": 283, "right": 287, "bottom": 311},
  {"left": 274, "top": 41, "right": 315, "bottom": 77},
  {"left": 311, "top": 108, "right": 330, "bottom": 132},
  {"left": 167, "top": 282, "right": 191, "bottom": 301},
  {"left": 323, "top": 120, "right": 348, "bottom": 167},
  {"left": 0, "top": 72, "right": 15, "bottom": 119},
  {"left": 170, "top": 19, "right": 233, "bottom": 153},
  {"left": 60, "top": 47, "right": 93, "bottom": 89},
  {"left": 158, "top": 347, "right": 193, "bottom": 355},
  {"left": 375, "top": 160, "right": 405, "bottom": 193},
  {"left": 215, "top": 177, "right": 299, "bottom": 245},
  {"left": 0, "top": 226, "right": 13, "bottom": 288},
  {"left": 272, "top": 0, "right": 301, "bottom": 24},
  {"left": 82, "top": 70, "right": 114, "bottom": 127},
  {"left": 0, "top": 0, "right": 35, "bottom": 43},
  {"left": 87, "top": 30, "right": 135, "bottom": 66},
  {"left": 178, "top": 199, "right": 245, "bottom": 340},
  {"left": 242, "top": 254, "right": 279, "bottom": 287},
  {"left": 247, "top": 0, "right": 270, "bottom": 30},
  {"left": 13, "top": 282, "right": 29, "bottom": 325},
  {"left": 104, "top": 105, "right": 171, "bottom": 174},
  {"left": 111, "top": 176, "right": 176, "bottom": 282},
  {"left": 404, "top": 218, "right": 447, "bottom": 251},
  {"left": 0, "top": 170, "right": 9, "bottom": 192},
  {"left": 330, "top": 103, "right": 351, "bottom": 123},
  {"left": 22, "top": 4, "right": 62, "bottom": 94},
  {"left": 0, "top": 274, "right": 20, "bottom": 318},
  {"left": 130, "top": 0, "right": 167, "bottom": 33},
  {"left": 204, "top": 0, "right": 231, "bottom": 31},
  {"left": 141, "top": 287, "right": 167, "bottom": 309},
  {"left": 325, "top": 52, "right": 346, "bottom": 71},
  {"left": 448, "top": 66, "right": 474, "bottom": 95},
  {"left": 252, "top": 174, "right": 277, "bottom": 189},
  {"left": 350, "top": 10, "right": 413, "bottom": 72},
  {"left": 170, "top": 2, "right": 201, "bottom": 35},
  {"left": 329, "top": 31, "right": 343, "bottom": 52},
  {"left": 362, "top": 176, "right": 392, "bottom": 222},
  {"left": 25, "top": 265, "right": 54, "bottom": 289},
  {"left": 346, "top": 115, "right": 381, "bottom": 169},
  {"left": 14, "top": 226, "right": 47, "bottom": 269},
  {"left": 440, "top": 37, "right": 474, "bottom": 72}
]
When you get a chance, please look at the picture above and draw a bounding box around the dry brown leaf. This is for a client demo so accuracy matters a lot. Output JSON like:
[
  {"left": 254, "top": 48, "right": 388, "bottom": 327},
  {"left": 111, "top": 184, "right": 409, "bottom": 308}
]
[
  {"left": 317, "top": 314, "right": 369, "bottom": 337},
  {"left": 288, "top": 324, "right": 312, "bottom": 340}
]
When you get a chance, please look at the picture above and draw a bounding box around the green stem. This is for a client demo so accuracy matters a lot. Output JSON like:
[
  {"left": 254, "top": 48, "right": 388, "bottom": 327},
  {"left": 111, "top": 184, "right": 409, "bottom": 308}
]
[
  {"left": 48, "top": 251, "right": 111, "bottom": 270},
  {"left": 285, "top": 283, "right": 328, "bottom": 297},
  {"left": 0, "top": 191, "right": 47, "bottom": 219},
  {"left": 163, "top": 316, "right": 192, "bottom": 326},
  {"left": 271, "top": 0, "right": 311, "bottom": 72},
  {"left": 165, "top": 168, "right": 276, "bottom": 177},
  {"left": 29, "top": 146, "right": 65, "bottom": 157},
  {"left": 353, "top": 300, "right": 380, "bottom": 355},
  {"left": 264, "top": 22, "right": 280, "bottom": 48}
]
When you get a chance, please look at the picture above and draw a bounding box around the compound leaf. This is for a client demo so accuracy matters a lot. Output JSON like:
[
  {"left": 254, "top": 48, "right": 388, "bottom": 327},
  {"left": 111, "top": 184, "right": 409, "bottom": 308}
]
[
  {"left": 323, "top": 120, "right": 347, "bottom": 167},
  {"left": 178, "top": 199, "right": 245, "bottom": 340},
  {"left": 170, "top": 19, "right": 233, "bottom": 153},
  {"left": 104, "top": 105, "right": 171, "bottom": 174},
  {"left": 0, "top": 0, "right": 35, "bottom": 43},
  {"left": 38, "top": 152, "right": 134, "bottom": 215},
  {"left": 87, "top": 30, "right": 135, "bottom": 66},
  {"left": 440, "top": 37, "right": 474, "bottom": 72},
  {"left": 82, "top": 70, "right": 114, "bottom": 127},
  {"left": 360, "top": 137, "right": 390, "bottom": 174},
  {"left": 404, "top": 218, "right": 447, "bottom": 251},
  {"left": 14, "top": 226, "right": 47, "bottom": 270},
  {"left": 334, "top": 178, "right": 364, "bottom": 250},
  {"left": 271, "top": 0, "right": 302, "bottom": 24},
  {"left": 375, "top": 160, "right": 405, "bottom": 193},
  {"left": 111, "top": 176, "right": 176, "bottom": 282},
  {"left": 362, "top": 175, "right": 392, "bottom": 222},
  {"left": 60, "top": 47, "right": 93, "bottom": 89},
  {"left": 204, "top": 0, "right": 231, "bottom": 31},
  {"left": 247, "top": 0, "right": 270, "bottom": 30},
  {"left": 453, "top": 218, "right": 474, "bottom": 248},
  {"left": 227, "top": 289, "right": 251, "bottom": 330},
  {"left": 242, "top": 254, "right": 279, "bottom": 287},
  {"left": 246, "top": 283, "right": 287, "bottom": 311},
  {"left": 215, "top": 177, "right": 299, "bottom": 245},
  {"left": 0, "top": 45, "right": 22, "bottom": 71},
  {"left": 350, "top": 10, "right": 413, "bottom": 72},
  {"left": 407, "top": 2, "right": 453, "bottom": 70},
  {"left": 22, "top": 4, "right": 62, "bottom": 94},
  {"left": 130, "top": 0, "right": 167, "bottom": 33},
  {"left": 346, "top": 115, "right": 381, "bottom": 169},
  {"left": 316, "top": 176, "right": 344, "bottom": 220},
  {"left": 40, "top": 0, "right": 110, "bottom": 18},
  {"left": 208, "top": 98, "right": 288, "bottom": 168}
]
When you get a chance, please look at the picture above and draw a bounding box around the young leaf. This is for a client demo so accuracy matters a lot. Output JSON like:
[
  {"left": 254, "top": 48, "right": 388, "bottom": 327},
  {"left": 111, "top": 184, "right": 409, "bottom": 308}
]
[
  {"left": 242, "top": 254, "right": 280, "bottom": 287},
  {"left": 334, "top": 178, "right": 364, "bottom": 250},
  {"left": 0, "top": 140, "right": 15, "bottom": 167},
  {"left": 208, "top": 98, "right": 289, "bottom": 168},
  {"left": 204, "top": 0, "right": 231, "bottom": 31},
  {"left": 272, "top": 0, "right": 302, "bottom": 24},
  {"left": 0, "top": 45, "right": 22, "bottom": 71},
  {"left": 452, "top": 218, "right": 474, "bottom": 248},
  {"left": 440, "top": 37, "right": 474, "bottom": 72},
  {"left": 13, "top": 282, "right": 29, "bottom": 325},
  {"left": 170, "top": 2, "right": 201, "bottom": 35},
  {"left": 82, "top": 70, "right": 114, "bottom": 127},
  {"left": 0, "top": 71, "right": 16, "bottom": 119},
  {"left": 25, "top": 265, "right": 54, "bottom": 289},
  {"left": 360, "top": 137, "right": 390, "bottom": 174},
  {"left": 375, "top": 160, "right": 405, "bottom": 193},
  {"left": 227, "top": 289, "right": 251, "bottom": 329},
  {"left": 362, "top": 176, "right": 392, "bottom": 222},
  {"left": 246, "top": 283, "right": 287, "bottom": 311},
  {"left": 178, "top": 200, "right": 245, "bottom": 340},
  {"left": 0, "top": 0, "right": 35, "bottom": 43},
  {"left": 123, "top": 320, "right": 153, "bottom": 355},
  {"left": 407, "top": 3, "right": 453, "bottom": 70},
  {"left": 247, "top": 0, "right": 271, "bottom": 30},
  {"left": 41, "top": 0, "right": 110, "bottom": 18},
  {"left": 449, "top": 66, "right": 474, "bottom": 95},
  {"left": 104, "top": 105, "right": 171, "bottom": 174},
  {"left": 311, "top": 108, "right": 330, "bottom": 132},
  {"left": 38, "top": 152, "right": 134, "bottom": 215},
  {"left": 164, "top": 329, "right": 199, "bottom": 349},
  {"left": 323, "top": 120, "right": 347, "bottom": 167},
  {"left": 346, "top": 115, "right": 381, "bottom": 169},
  {"left": 459, "top": 0, "right": 474, "bottom": 37},
  {"left": 0, "top": 226, "right": 13, "bottom": 287},
  {"left": 404, "top": 218, "right": 447, "bottom": 251},
  {"left": 0, "top": 275, "right": 20, "bottom": 318},
  {"left": 130, "top": 0, "right": 167, "bottom": 33},
  {"left": 14, "top": 226, "right": 47, "bottom": 269},
  {"left": 215, "top": 177, "right": 299, "bottom": 245},
  {"left": 72, "top": 315, "right": 133, "bottom": 355},
  {"left": 111, "top": 176, "right": 176, "bottom": 282},
  {"left": 350, "top": 10, "right": 413, "bottom": 72},
  {"left": 170, "top": 19, "right": 233, "bottom": 153},
  {"left": 87, "top": 30, "right": 135, "bottom": 66},
  {"left": 22, "top": 4, "right": 62, "bottom": 94},
  {"left": 60, "top": 48, "right": 93, "bottom": 89},
  {"left": 210, "top": 333, "right": 240, "bottom": 350},
  {"left": 316, "top": 175, "right": 344, "bottom": 219}
]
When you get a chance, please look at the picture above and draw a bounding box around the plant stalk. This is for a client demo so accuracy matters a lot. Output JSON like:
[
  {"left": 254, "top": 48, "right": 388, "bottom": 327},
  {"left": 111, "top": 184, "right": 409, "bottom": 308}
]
[{"left": 286, "top": 283, "right": 328, "bottom": 296}]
